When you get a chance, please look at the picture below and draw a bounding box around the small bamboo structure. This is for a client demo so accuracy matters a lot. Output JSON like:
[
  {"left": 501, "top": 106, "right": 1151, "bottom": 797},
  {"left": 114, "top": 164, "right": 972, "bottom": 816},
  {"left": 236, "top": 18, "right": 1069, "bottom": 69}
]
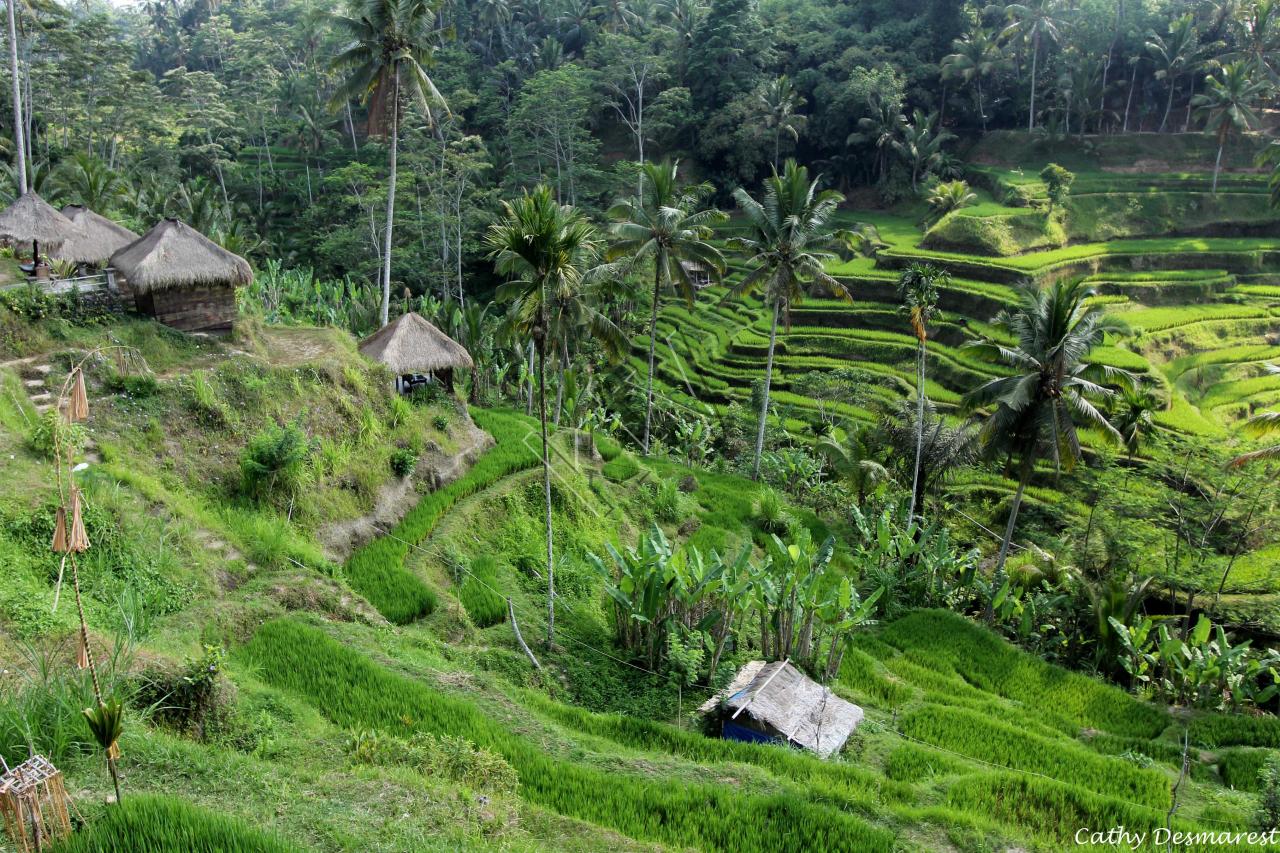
[{"left": 0, "top": 755, "right": 73, "bottom": 852}]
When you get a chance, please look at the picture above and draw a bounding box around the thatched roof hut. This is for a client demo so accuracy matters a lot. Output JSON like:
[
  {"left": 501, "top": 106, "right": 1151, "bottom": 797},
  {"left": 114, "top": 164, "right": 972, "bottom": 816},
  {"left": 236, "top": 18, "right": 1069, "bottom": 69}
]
[
  {"left": 0, "top": 192, "right": 82, "bottom": 252},
  {"left": 110, "top": 219, "right": 252, "bottom": 333},
  {"left": 699, "top": 660, "right": 864, "bottom": 758},
  {"left": 53, "top": 205, "right": 139, "bottom": 265},
  {"left": 359, "top": 312, "right": 474, "bottom": 392}
]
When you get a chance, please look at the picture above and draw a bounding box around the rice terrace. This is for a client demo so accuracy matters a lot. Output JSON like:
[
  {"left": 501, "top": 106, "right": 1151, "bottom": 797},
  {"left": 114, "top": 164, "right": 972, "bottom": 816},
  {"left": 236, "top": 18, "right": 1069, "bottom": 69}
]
[{"left": 4, "top": 0, "right": 1280, "bottom": 850}]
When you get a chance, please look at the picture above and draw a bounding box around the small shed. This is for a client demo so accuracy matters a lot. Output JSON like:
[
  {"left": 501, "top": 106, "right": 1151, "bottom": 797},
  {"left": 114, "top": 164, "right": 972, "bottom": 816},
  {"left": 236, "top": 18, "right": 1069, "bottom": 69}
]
[
  {"left": 679, "top": 259, "right": 714, "bottom": 289},
  {"left": 698, "top": 660, "right": 864, "bottom": 759},
  {"left": 358, "top": 311, "right": 474, "bottom": 394},
  {"left": 109, "top": 218, "right": 252, "bottom": 333},
  {"left": 54, "top": 205, "right": 139, "bottom": 269},
  {"left": 0, "top": 192, "right": 83, "bottom": 277}
]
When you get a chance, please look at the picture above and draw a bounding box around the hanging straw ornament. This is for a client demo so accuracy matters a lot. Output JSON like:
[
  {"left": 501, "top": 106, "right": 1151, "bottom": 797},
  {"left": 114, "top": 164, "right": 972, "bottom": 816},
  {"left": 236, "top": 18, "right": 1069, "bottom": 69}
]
[
  {"left": 52, "top": 506, "right": 69, "bottom": 553},
  {"left": 76, "top": 634, "right": 90, "bottom": 670},
  {"left": 67, "top": 488, "right": 90, "bottom": 553},
  {"left": 67, "top": 368, "right": 88, "bottom": 422}
]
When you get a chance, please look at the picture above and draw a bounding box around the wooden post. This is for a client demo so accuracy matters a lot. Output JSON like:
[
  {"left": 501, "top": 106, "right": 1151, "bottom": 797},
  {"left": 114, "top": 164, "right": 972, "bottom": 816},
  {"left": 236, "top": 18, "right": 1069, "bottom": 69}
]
[{"left": 508, "top": 598, "right": 541, "bottom": 671}]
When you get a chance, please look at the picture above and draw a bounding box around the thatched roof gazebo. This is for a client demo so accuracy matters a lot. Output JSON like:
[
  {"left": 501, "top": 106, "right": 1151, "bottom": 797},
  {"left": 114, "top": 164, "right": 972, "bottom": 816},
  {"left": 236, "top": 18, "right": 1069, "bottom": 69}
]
[
  {"left": 0, "top": 192, "right": 83, "bottom": 275},
  {"left": 54, "top": 205, "right": 139, "bottom": 267},
  {"left": 359, "top": 311, "right": 474, "bottom": 394},
  {"left": 698, "top": 660, "right": 864, "bottom": 758},
  {"left": 110, "top": 218, "right": 252, "bottom": 333}
]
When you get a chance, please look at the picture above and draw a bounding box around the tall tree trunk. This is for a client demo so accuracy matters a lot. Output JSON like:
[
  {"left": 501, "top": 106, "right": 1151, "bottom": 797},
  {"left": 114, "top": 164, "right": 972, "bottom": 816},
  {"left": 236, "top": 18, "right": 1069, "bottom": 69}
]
[
  {"left": 1182, "top": 76, "right": 1194, "bottom": 132},
  {"left": 978, "top": 75, "right": 987, "bottom": 133},
  {"left": 380, "top": 64, "right": 400, "bottom": 328},
  {"left": 537, "top": 332, "right": 556, "bottom": 647},
  {"left": 1123, "top": 63, "right": 1138, "bottom": 132},
  {"left": 753, "top": 301, "right": 780, "bottom": 481},
  {"left": 7, "top": 0, "right": 26, "bottom": 194},
  {"left": 553, "top": 338, "right": 566, "bottom": 429},
  {"left": 1212, "top": 136, "right": 1224, "bottom": 194},
  {"left": 642, "top": 260, "right": 662, "bottom": 455},
  {"left": 907, "top": 340, "right": 926, "bottom": 522},
  {"left": 987, "top": 461, "right": 1030, "bottom": 621},
  {"left": 345, "top": 101, "right": 359, "bottom": 152},
  {"left": 1160, "top": 77, "right": 1175, "bottom": 132},
  {"left": 1027, "top": 30, "right": 1039, "bottom": 132},
  {"left": 526, "top": 339, "right": 534, "bottom": 417}
]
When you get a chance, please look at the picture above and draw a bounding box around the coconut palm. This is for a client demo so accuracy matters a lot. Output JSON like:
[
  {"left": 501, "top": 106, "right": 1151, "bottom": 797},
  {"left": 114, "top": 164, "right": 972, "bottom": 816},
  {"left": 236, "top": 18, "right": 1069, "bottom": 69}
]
[
  {"left": 941, "top": 28, "right": 1005, "bottom": 132},
  {"left": 1229, "top": 0, "right": 1280, "bottom": 83},
  {"left": 756, "top": 75, "right": 808, "bottom": 169},
  {"left": 998, "top": 0, "right": 1067, "bottom": 132},
  {"left": 1194, "top": 61, "right": 1266, "bottom": 193},
  {"left": 816, "top": 425, "right": 889, "bottom": 507},
  {"left": 1146, "top": 14, "right": 1200, "bottom": 133},
  {"left": 6, "top": 0, "right": 26, "bottom": 193},
  {"left": 892, "top": 110, "right": 952, "bottom": 193},
  {"left": 607, "top": 160, "right": 726, "bottom": 455},
  {"left": 332, "top": 0, "right": 447, "bottom": 327},
  {"left": 53, "top": 154, "right": 128, "bottom": 213},
  {"left": 897, "top": 262, "right": 946, "bottom": 522},
  {"left": 849, "top": 91, "right": 905, "bottom": 185},
  {"left": 879, "top": 398, "right": 980, "bottom": 515},
  {"left": 728, "top": 160, "right": 849, "bottom": 480},
  {"left": 1231, "top": 364, "right": 1280, "bottom": 466},
  {"left": 487, "top": 186, "right": 607, "bottom": 645},
  {"left": 962, "top": 279, "right": 1136, "bottom": 605},
  {"left": 925, "top": 180, "right": 976, "bottom": 225}
]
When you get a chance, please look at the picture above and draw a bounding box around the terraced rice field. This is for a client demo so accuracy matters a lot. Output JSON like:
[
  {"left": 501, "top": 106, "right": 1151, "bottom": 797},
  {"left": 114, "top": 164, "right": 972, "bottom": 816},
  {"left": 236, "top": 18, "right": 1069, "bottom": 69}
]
[{"left": 634, "top": 167, "right": 1280, "bottom": 625}]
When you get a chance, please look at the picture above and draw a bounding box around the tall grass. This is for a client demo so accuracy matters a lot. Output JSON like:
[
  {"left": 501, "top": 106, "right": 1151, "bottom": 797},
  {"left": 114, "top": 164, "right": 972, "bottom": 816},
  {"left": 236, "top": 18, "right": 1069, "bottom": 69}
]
[
  {"left": 343, "top": 409, "right": 542, "bottom": 624},
  {"left": 880, "top": 610, "right": 1169, "bottom": 738},
  {"left": 50, "top": 794, "right": 304, "bottom": 853},
  {"left": 243, "top": 619, "right": 895, "bottom": 853},
  {"left": 899, "top": 704, "right": 1170, "bottom": 808}
]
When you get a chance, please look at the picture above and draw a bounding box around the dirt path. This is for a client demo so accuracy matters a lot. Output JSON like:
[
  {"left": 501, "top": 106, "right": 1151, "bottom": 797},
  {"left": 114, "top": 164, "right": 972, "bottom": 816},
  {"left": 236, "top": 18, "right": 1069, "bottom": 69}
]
[{"left": 318, "top": 415, "right": 494, "bottom": 562}]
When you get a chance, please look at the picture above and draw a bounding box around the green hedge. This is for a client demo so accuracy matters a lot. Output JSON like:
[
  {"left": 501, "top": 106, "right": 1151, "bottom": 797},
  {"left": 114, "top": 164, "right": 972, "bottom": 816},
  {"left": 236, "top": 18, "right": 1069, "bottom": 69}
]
[
  {"left": 243, "top": 619, "right": 895, "bottom": 853},
  {"left": 51, "top": 795, "right": 303, "bottom": 853},
  {"left": 344, "top": 409, "right": 541, "bottom": 624}
]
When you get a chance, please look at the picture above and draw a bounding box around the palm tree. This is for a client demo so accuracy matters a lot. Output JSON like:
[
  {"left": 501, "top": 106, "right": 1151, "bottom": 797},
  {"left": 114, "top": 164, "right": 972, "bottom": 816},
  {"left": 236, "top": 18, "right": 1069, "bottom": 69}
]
[
  {"left": 941, "top": 28, "right": 1004, "bottom": 132},
  {"left": 332, "top": 0, "right": 447, "bottom": 327},
  {"left": 1194, "top": 61, "right": 1266, "bottom": 193},
  {"left": 607, "top": 160, "right": 726, "bottom": 455},
  {"left": 925, "top": 179, "right": 976, "bottom": 225},
  {"left": 1146, "top": 14, "right": 1199, "bottom": 133},
  {"left": 728, "top": 160, "right": 849, "bottom": 480},
  {"left": 53, "top": 154, "right": 128, "bottom": 213},
  {"left": 1229, "top": 0, "right": 1280, "bottom": 83},
  {"left": 816, "top": 425, "right": 889, "bottom": 507},
  {"left": 6, "top": 0, "right": 26, "bottom": 194},
  {"left": 1080, "top": 381, "right": 1159, "bottom": 565},
  {"left": 1231, "top": 364, "right": 1280, "bottom": 466},
  {"left": 850, "top": 91, "right": 905, "bottom": 185},
  {"left": 756, "top": 75, "right": 807, "bottom": 169},
  {"left": 878, "top": 398, "right": 979, "bottom": 514},
  {"left": 962, "top": 280, "right": 1136, "bottom": 604},
  {"left": 892, "top": 110, "right": 952, "bottom": 193},
  {"left": 897, "top": 262, "right": 946, "bottom": 522},
  {"left": 487, "top": 186, "right": 604, "bottom": 646},
  {"left": 999, "top": 0, "right": 1066, "bottom": 132}
]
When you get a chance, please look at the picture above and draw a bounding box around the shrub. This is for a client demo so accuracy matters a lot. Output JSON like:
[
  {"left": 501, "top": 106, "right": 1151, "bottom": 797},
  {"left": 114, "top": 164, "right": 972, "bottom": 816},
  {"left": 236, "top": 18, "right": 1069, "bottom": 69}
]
[
  {"left": 133, "top": 645, "right": 232, "bottom": 742},
  {"left": 48, "top": 794, "right": 302, "bottom": 853},
  {"left": 602, "top": 453, "right": 640, "bottom": 482},
  {"left": 753, "top": 488, "right": 790, "bottom": 535},
  {"left": 103, "top": 371, "right": 159, "bottom": 398},
  {"left": 432, "top": 413, "right": 450, "bottom": 431},
  {"left": 595, "top": 434, "right": 622, "bottom": 461},
  {"left": 244, "top": 619, "right": 895, "bottom": 853},
  {"left": 390, "top": 447, "right": 418, "bottom": 478},
  {"left": 28, "top": 409, "right": 86, "bottom": 460},
  {"left": 651, "top": 478, "right": 684, "bottom": 523},
  {"left": 240, "top": 422, "right": 310, "bottom": 505},
  {"left": 348, "top": 730, "right": 519, "bottom": 794},
  {"left": 459, "top": 556, "right": 506, "bottom": 628}
]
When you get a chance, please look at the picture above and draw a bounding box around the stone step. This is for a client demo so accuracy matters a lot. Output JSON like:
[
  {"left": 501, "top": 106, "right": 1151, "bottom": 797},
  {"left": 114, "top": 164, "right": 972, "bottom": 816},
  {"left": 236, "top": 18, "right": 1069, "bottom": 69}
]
[
  {"left": 28, "top": 392, "right": 52, "bottom": 404},
  {"left": 23, "top": 378, "right": 44, "bottom": 389}
]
